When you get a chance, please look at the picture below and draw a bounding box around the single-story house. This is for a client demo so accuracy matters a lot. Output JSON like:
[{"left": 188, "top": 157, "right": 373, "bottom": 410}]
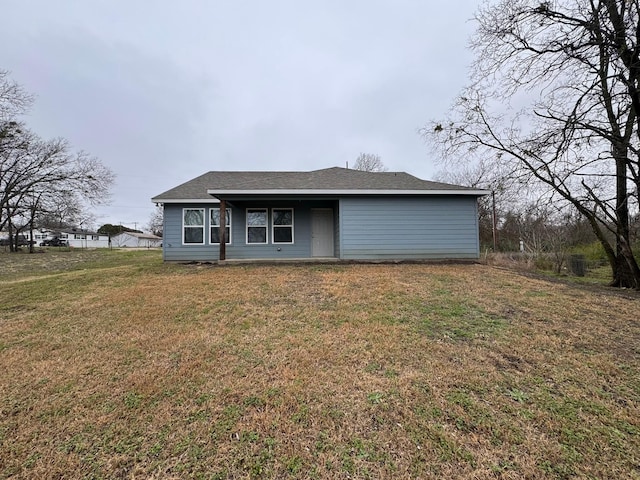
[
  {"left": 5, "top": 228, "right": 110, "bottom": 248},
  {"left": 1, "top": 229, "right": 54, "bottom": 245},
  {"left": 112, "top": 231, "right": 162, "bottom": 248},
  {"left": 151, "top": 167, "right": 489, "bottom": 262},
  {"left": 57, "top": 229, "right": 110, "bottom": 248}
]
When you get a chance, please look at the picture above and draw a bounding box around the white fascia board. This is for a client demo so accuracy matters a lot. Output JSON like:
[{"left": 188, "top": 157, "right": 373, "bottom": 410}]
[
  {"left": 151, "top": 198, "right": 221, "bottom": 204},
  {"left": 207, "top": 189, "right": 490, "bottom": 196}
]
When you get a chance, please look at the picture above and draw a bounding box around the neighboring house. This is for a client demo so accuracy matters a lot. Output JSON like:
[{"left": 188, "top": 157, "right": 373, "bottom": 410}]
[
  {"left": 58, "top": 229, "right": 110, "bottom": 248},
  {"left": 1, "top": 229, "right": 109, "bottom": 248},
  {"left": 112, "top": 231, "right": 162, "bottom": 248},
  {"left": 29, "top": 230, "right": 50, "bottom": 244},
  {"left": 1, "top": 229, "right": 49, "bottom": 245},
  {"left": 151, "top": 167, "right": 489, "bottom": 262}
]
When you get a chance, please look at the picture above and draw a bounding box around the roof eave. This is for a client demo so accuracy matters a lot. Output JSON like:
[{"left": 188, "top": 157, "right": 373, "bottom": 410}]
[
  {"left": 151, "top": 198, "right": 221, "bottom": 204},
  {"left": 206, "top": 189, "right": 490, "bottom": 196}
]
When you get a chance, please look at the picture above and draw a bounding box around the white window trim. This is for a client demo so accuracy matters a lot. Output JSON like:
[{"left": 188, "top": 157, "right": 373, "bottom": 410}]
[
  {"left": 246, "top": 208, "right": 268, "bottom": 245},
  {"left": 182, "top": 207, "right": 205, "bottom": 245},
  {"left": 210, "top": 207, "right": 232, "bottom": 245},
  {"left": 272, "top": 208, "right": 294, "bottom": 244}
]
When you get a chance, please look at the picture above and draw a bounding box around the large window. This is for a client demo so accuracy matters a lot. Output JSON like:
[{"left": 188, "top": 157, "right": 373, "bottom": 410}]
[
  {"left": 272, "top": 208, "right": 293, "bottom": 243},
  {"left": 247, "top": 208, "right": 268, "bottom": 244},
  {"left": 210, "top": 207, "right": 231, "bottom": 244},
  {"left": 183, "top": 208, "right": 204, "bottom": 244}
]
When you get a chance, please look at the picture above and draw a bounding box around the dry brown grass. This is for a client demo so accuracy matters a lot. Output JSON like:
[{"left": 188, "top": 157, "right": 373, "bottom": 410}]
[{"left": 0, "top": 251, "right": 639, "bottom": 479}]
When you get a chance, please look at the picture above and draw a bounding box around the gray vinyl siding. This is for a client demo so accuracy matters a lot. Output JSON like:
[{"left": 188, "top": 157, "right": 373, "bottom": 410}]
[
  {"left": 162, "top": 197, "right": 480, "bottom": 261},
  {"left": 338, "top": 197, "right": 480, "bottom": 260},
  {"left": 227, "top": 202, "right": 311, "bottom": 259},
  {"left": 163, "top": 204, "right": 216, "bottom": 261},
  {"left": 162, "top": 201, "right": 336, "bottom": 261}
]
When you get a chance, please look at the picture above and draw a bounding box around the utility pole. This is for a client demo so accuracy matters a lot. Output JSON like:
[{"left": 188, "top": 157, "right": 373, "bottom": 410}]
[{"left": 492, "top": 190, "right": 498, "bottom": 251}]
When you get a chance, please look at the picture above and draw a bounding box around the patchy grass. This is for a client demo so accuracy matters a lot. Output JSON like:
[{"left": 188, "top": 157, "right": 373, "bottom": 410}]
[
  {"left": 562, "top": 264, "right": 613, "bottom": 286},
  {"left": 0, "top": 248, "right": 163, "bottom": 282},
  {"left": 1, "top": 251, "right": 639, "bottom": 479}
]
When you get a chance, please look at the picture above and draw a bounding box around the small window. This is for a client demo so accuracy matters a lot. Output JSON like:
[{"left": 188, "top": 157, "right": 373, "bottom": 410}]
[
  {"left": 247, "top": 208, "right": 267, "bottom": 244},
  {"left": 272, "top": 208, "right": 293, "bottom": 243},
  {"left": 91, "top": 235, "right": 99, "bottom": 240},
  {"left": 183, "top": 208, "right": 205, "bottom": 244},
  {"left": 210, "top": 208, "right": 231, "bottom": 244}
]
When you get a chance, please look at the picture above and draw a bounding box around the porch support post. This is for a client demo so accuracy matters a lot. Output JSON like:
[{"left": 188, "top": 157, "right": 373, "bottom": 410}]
[{"left": 219, "top": 198, "right": 226, "bottom": 261}]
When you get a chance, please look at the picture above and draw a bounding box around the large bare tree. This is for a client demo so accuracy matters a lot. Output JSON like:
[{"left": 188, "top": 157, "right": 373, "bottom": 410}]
[
  {"left": 0, "top": 72, "right": 114, "bottom": 251},
  {"left": 426, "top": 0, "right": 640, "bottom": 289}
]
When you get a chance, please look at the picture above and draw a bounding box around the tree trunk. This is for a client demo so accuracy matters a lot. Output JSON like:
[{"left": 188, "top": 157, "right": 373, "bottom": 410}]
[
  {"left": 29, "top": 220, "right": 34, "bottom": 254},
  {"left": 611, "top": 154, "right": 640, "bottom": 289},
  {"left": 8, "top": 218, "right": 15, "bottom": 252},
  {"left": 610, "top": 236, "right": 640, "bottom": 289},
  {"left": 611, "top": 252, "right": 640, "bottom": 289}
]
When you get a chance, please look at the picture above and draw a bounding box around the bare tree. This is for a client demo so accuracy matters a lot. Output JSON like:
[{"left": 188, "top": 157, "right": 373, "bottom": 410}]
[
  {"left": 148, "top": 204, "right": 163, "bottom": 237},
  {"left": 435, "top": 158, "right": 532, "bottom": 250},
  {"left": 353, "top": 153, "right": 388, "bottom": 172},
  {"left": 0, "top": 70, "right": 32, "bottom": 121},
  {"left": 425, "top": 0, "right": 640, "bottom": 289},
  {"left": 35, "top": 191, "right": 85, "bottom": 232},
  {"left": 0, "top": 72, "right": 114, "bottom": 251},
  {"left": 0, "top": 78, "right": 114, "bottom": 251}
]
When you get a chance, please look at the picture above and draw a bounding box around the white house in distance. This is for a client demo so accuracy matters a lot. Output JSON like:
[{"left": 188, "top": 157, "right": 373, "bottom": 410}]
[
  {"left": 61, "top": 229, "right": 110, "bottom": 248},
  {"left": 111, "top": 231, "right": 162, "bottom": 248},
  {"left": 49, "top": 228, "right": 109, "bottom": 248},
  {"left": 19, "top": 229, "right": 110, "bottom": 248}
]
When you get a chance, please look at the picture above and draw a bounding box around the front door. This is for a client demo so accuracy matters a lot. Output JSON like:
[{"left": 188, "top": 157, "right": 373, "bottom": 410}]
[{"left": 311, "top": 209, "right": 334, "bottom": 257}]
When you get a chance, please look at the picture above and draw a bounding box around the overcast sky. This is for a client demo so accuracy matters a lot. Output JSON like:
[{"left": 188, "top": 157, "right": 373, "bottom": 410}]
[{"left": 1, "top": 1, "right": 479, "bottom": 231}]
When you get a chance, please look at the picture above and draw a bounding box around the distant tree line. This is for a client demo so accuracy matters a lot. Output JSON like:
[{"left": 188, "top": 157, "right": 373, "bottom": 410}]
[
  {"left": 0, "top": 71, "right": 114, "bottom": 252},
  {"left": 97, "top": 224, "right": 143, "bottom": 236}
]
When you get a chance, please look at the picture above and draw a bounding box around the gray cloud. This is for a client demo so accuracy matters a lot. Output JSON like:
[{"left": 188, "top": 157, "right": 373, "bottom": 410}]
[{"left": 1, "top": 0, "right": 478, "bottom": 229}]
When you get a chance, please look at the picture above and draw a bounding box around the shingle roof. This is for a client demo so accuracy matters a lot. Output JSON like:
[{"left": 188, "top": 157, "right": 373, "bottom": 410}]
[
  {"left": 152, "top": 167, "right": 487, "bottom": 202},
  {"left": 59, "top": 228, "right": 104, "bottom": 236}
]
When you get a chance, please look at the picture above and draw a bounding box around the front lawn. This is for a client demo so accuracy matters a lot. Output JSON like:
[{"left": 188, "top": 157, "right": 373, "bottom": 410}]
[{"left": 0, "top": 250, "right": 638, "bottom": 478}]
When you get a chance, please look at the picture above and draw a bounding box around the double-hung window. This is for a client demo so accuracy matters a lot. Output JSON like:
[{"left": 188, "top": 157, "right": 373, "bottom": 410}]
[
  {"left": 210, "top": 207, "right": 231, "bottom": 244},
  {"left": 183, "top": 208, "right": 204, "bottom": 244},
  {"left": 246, "top": 208, "right": 268, "bottom": 244},
  {"left": 272, "top": 208, "right": 293, "bottom": 243}
]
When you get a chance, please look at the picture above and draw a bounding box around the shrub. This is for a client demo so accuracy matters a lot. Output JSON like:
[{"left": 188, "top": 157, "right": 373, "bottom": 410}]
[{"left": 570, "top": 242, "right": 608, "bottom": 264}]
